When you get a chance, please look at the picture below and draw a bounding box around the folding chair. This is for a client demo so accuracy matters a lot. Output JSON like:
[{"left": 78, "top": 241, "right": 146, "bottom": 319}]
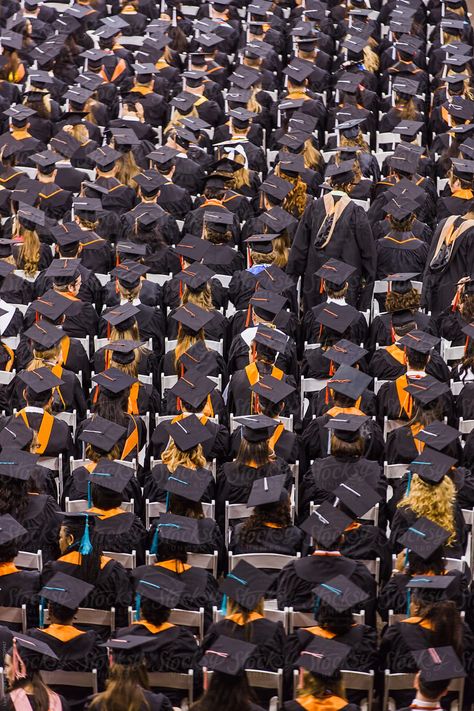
[
  {"left": 342, "top": 671, "right": 374, "bottom": 711},
  {"left": 40, "top": 670, "right": 98, "bottom": 696},
  {"left": 14, "top": 550, "right": 43, "bottom": 571},
  {"left": 288, "top": 608, "right": 365, "bottom": 633},
  {"left": 459, "top": 418, "right": 474, "bottom": 435},
  {"left": 383, "top": 671, "right": 464, "bottom": 711},
  {"left": 0, "top": 371, "right": 15, "bottom": 385},
  {"left": 148, "top": 670, "right": 194, "bottom": 706},
  {"left": 65, "top": 498, "right": 135, "bottom": 514},
  {"left": 225, "top": 502, "right": 252, "bottom": 544},
  {"left": 359, "top": 558, "right": 381, "bottom": 588},
  {"left": 146, "top": 272, "right": 173, "bottom": 286},
  {"left": 462, "top": 509, "right": 474, "bottom": 571},
  {"left": 374, "top": 378, "right": 389, "bottom": 395},
  {"left": 0, "top": 605, "right": 27, "bottom": 632},
  {"left": 300, "top": 376, "right": 328, "bottom": 418},
  {"left": 212, "top": 274, "right": 232, "bottom": 288},
  {"left": 104, "top": 550, "right": 136, "bottom": 569},
  {"left": 388, "top": 610, "right": 406, "bottom": 626},
  {"left": 383, "top": 417, "right": 406, "bottom": 439},
  {"left": 43, "top": 607, "right": 116, "bottom": 631}
]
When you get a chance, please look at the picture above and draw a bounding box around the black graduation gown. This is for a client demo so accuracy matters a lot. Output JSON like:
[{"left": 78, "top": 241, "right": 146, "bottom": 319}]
[
  {"left": 166, "top": 307, "right": 228, "bottom": 345},
  {"left": 228, "top": 367, "right": 300, "bottom": 421},
  {"left": 372, "top": 217, "right": 432, "bottom": 244},
  {"left": 311, "top": 388, "right": 377, "bottom": 418},
  {"left": 103, "top": 280, "right": 160, "bottom": 308},
  {"left": 10, "top": 368, "right": 86, "bottom": 419},
  {"left": 132, "top": 562, "right": 218, "bottom": 629},
  {"left": 160, "top": 348, "right": 228, "bottom": 380},
  {"left": 230, "top": 424, "right": 300, "bottom": 464},
  {"left": 0, "top": 411, "right": 74, "bottom": 459},
  {"left": 228, "top": 268, "right": 298, "bottom": 313},
  {"left": 230, "top": 522, "right": 304, "bottom": 557},
  {"left": 122, "top": 204, "right": 180, "bottom": 245},
  {"left": 375, "top": 233, "right": 429, "bottom": 280},
  {"left": 301, "top": 415, "right": 384, "bottom": 469},
  {"left": 367, "top": 311, "right": 436, "bottom": 350},
  {"left": 99, "top": 303, "right": 165, "bottom": 354},
  {"left": 156, "top": 182, "right": 193, "bottom": 220},
  {"left": 162, "top": 276, "right": 227, "bottom": 311},
  {"left": 453, "top": 380, "right": 474, "bottom": 421},
  {"left": 376, "top": 376, "right": 455, "bottom": 425},
  {"left": 302, "top": 303, "right": 368, "bottom": 347},
  {"left": 28, "top": 627, "right": 106, "bottom": 709},
  {"left": 0, "top": 565, "right": 40, "bottom": 630},
  {"left": 25, "top": 297, "right": 99, "bottom": 339},
  {"left": 437, "top": 308, "right": 471, "bottom": 346},
  {"left": 148, "top": 416, "right": 229, "bottom": 466},
  {"left": 287, "top": 194, "right": 376, "bottom": 311},
  {"left": 88, "top": 509, "right": 147, "bottom": 565},
  {"left": 368, "top": 346, "right": 450, "bottom": 382},
  {"left": 13, "top": 494, "right": 61, "bottom": 564},
  {"left": 276, "top": 553, "right": 377, "bottom": 624},
  {"left": 41, "top": 551, "right": 132, "bottom": 632},
  {"left": 378, "top": 568, "right": 467, "bottom": 620},
  {"left": 114, "top": 622, "right": 199, "bottom": 706},
  {"left": 0, "top": 272, "right": 33, "bottom": 304},
  {"left": 61, "top": 465, "right": 144, "bottom": 521}
]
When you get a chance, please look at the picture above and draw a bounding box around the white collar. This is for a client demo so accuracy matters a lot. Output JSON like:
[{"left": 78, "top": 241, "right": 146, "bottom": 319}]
[
  {"left": 22, "top": 407, "right": 45, "bottom": 415},
  {"left": 410, "top": 700, "right": 442, "bottom": 709},
  {"left": 120, "top": 298, "right": 141, "bottom": 306},
  {"left": 327, "top": 296, "right": 347, "bottom": 306},
  {"left": 406, "top": 369, "right": 426, "bottom": 378}
]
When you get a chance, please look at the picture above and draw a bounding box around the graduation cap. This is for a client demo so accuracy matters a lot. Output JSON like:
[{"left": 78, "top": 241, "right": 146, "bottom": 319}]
[
  {"left": 383, "top": 197, "right": 419, "bottom": 221},
  {"left": 253, "top": 324, "right": 289, "bottom": 354},
  {"left": 110, "top": 128, "right": 141, "bottom": 148},
  {"left": 0, "top": 31, "right": 23, "bottom": 51},
  {"left": 220, "top": 561, "right": 273, "bottom": 611},
  {"left": 171, "top": 303, "right": 215, "bottom": 334},
  {"left": 18, "top": 367, "right": 63, "bottom": 395},
  {"left": 301, "top": 502, "right": 353, "bottom": 548},
  {"left": 116, "top": 241, "right": 147, "bottom": 258},
  {"left": 17, "top": 203, "right": 45, "bottom": 228},
  {"left": 278, "top": 99, "right": 305, "bottom": 112},
  {"left": 102, "top": 303, "right": 140, "bottom": 328},
  {"left": 111, "top": 261, "right": 148, "bottom": 288},
  {"left": 64, "top": 86, "right": 95, "bottom": 105},
  {"left": 0, "top": 420, "right": 34, "bottom": 451},
  {"left": 178, "top": 340, "right": 218, "bottom": 376},
  {"left": 247, "top": 473, "right": 287, "bottom": 508},
  {"left": 259, "top": 176, "right": 293, "bottom": 202},
  {"left": 383, "top": 273, "right": 419, "bottom": 295},
  {"left": 278, "top": 131, "right": 311, "bottom": 152},
  {"left": 39, "top": 572, "right": 94, "bottom": 610},
  {"left": 250, "top": 290, "right": 287, "bottom": 320},
  {"left": 30, "top": 150, "right": 61, "bottom": 173},
  {"left": 398, "top": 517, "right": 451, "bottom": 560},
  {"left": 199, "top": 635, "right": 256, "bottom": 676},
  {"left": 284, "top": 61, "right": 314, "bottom": 82},
  {"left": 169, "top": 368, "right": 216, "bottom": 409},
  {"left": 415, "top": 422, "right": 460, "bottom": 452},
  {"left": 234, "top": 415, "right": 278, "bottom": 443},
  {"left": 412, "top": 647, "right": 466, "bottom": 682},
  {"left": 327, "top": 364, "right": 372, "bottom": 401},
  {"left": 101, "top": 635, "right": 156, "bottom": 664},
  {"left": 152, "top": 512, "right": 201, "bottom": 545},
  {"left": 170, "top": 92, "right": 198, "bottom": 113},
  {"left": 73, "top": 198, "right": 102, "bottom": 213},
  {"left": 342, "top": 35, "right": 367, "bottom": 55},
  {"left": 87, "top": 459, "right": 133, "bottom": 494},
  {"left": 0, "top": 514, "right": 27, "bottom": 546},
  {"left": 314, "top": 303, "right": 356, "bottom": 335},
  {"left": 0, "top": 448, "right": 38, "bottom": 480},
  {"left": 95, "top": 24, "right": 122, "bottom": 40},
  {"left": 78, "top": 416, "right": 127, "bottom": 452},
  {"left": 178, "top": 264, "right": 214, "bottom": 291},
  {"left": 406, "top": 575, "right": 457, "bottom": 604},
  {"left": 324, "top": 413, "right": 369, "bottom": 442},
  {"left": 404, "top": 377, "right": 450, "bottom": 406},
  {"left": 260, "top": 206, "right": 297, "bottom": 233},
  {"left": 326, "top": 160, "right": 356, "bottom": 184},
  {"left": 278, "top": 153, "right": 305, "bottom": 175},
  {"left": 88, "top": 146, "right": 122, "bottom": 171},
  {"left": 163, "top": 465, "right": 213, "bottom": 503},
  {"left": 408, "top": 447, "right": 457, "bottom": 484},
  {"left": 164, "top": 414, "right": 213, "bottom": 452},
  {"left": 12, "top": 635, "right": 58, "bottom": 667},
  {"left": 250, "top": 374, "right": 296, "bottom": 405},
  {"left": 204, "top": 210, "right": 234, "bottom": 231},
  {"left": 313, "top": 574, "right": 369, "bottom": 613},
  {"left": 398, "top": 330, "right": 440, "bottom": 354},
  {"left": 316, "top": 259, "right": 356, "bottom": 288},
  {"left": 297, "top": 636, "right": 351, "bottom": 676},
  {"left": 0, "top": 262, "right": 15, "bottom": 279},
  {"left": 51, "top": 222, "right": 84, "bottom": 248},
  {"left": 92, "top": 367, "right": 137, "bottom": 395},
  {"left": 323, "top": 340, "right": 367, "bottom": 367},
  {"left": 135, "top": 569, "right": 184, "bottom": 610},
  {"left": 333, "top": 474, "right": 381, "bottom": 518},
  {"left": 45, "top": 259, "right": 81, "bottom": 281},
  {"left": 389, "top": 150, "right": 419, "bottom": 176},
  {"left": 24, "top": 321, "right": 64, "bottom": 350},
  {"left": 244, "top": 234, "right": 280, "bottom": 255},
  {"left": 133, "top": 170, "right": 166, "bottom": 195},
  {"left": 31, "top": 290, "right": 73, "bottom": 322},
  {"left": 451, "top": 158, "right": 474, "bottom": 181}
]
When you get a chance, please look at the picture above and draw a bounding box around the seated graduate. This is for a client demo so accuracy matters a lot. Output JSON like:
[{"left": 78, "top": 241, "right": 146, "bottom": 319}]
[
  {"left": 100, "top": 296, "right": 165, "bottom": 356},
  {"left": 133, "top": 512, "right": 218, "bottom": 629},
  {"left": 378, "top": 520, "right": 469, "bottom": 621},
  {"left": 375, "top": 197, "right": 429, "bottom": 279},
  {"left": 230, "top": 473, "right": 304, "bottom": 557},
  {"left": 29, "top": 572, "right": 105, "bottom": 709},
  {"left": 2, "top": 634, "right": 70, "bottom": 711},
  {"left": 192, "top": 635, "right": 267, "bottom": 711},
  {"left": 216, "top": 415, "right": 293, "bottom": 531},
  {"left": 114, "top": 568, "right": 200, "bottom": 706},
  {"left": 284, "top": 635, "right": 361, "bottom": 711},
  {"left": 88, "top": 636, "right": 173, "bottom": 711},
  {"left": 41, "top": 512, "right": 132, "bottom": 632},
  {"left": 0, "top": 514, "right": 41, "bottom": 630},
  {"left": 162, "top": 366, "right": 227, "bottom": 427},
  {"left": 200, "top": 561, "right": 285, "bottom": 705},
  {"left": 77, "top": 407, "right": 145, "bottom": 467},
  {"left": 84, "top": 458, "right": 147, "bottom": 564},
  {"left": 284, "top": 576, "right": 377, "bottom": 702},
  {"left": 146, "top": 457, "right": 226, "bottom": 576},
  {"left": 395, "top": 648, "right": 467, "bottom": 711},
  {"left": 276, "top": 502, "right": 377, "bottom": 624}
]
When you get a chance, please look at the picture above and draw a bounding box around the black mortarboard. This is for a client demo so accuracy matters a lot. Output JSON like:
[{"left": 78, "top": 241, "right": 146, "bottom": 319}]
[
  {"left": 229, "top": 66, "right": 260, "bottom": 90},
  {"left": 87, "top": 459, "right": 133, "bottom": 494},
  {"left": 333, "top": 475, "right": 381, "bottom": 518},
  {"left": 111, "top": 261, "right": 147, "bottom": 288},
  {"left": 326, "top": 160, "right": 355, "bottom": 184},
  {"left": 244, "top": 234, "right": 279, "bottom": 254},
  {"left": 404, "top": 378, "right": 450, "bottom": 406},
  {"left": 163, "top": 465, "right": 213, "bottom": 503},
  {"left": 102, "top": 303, "right": 140, "bottom": 328},
  {"left": 323, "top": 340, "right": 367, "bottom": 367},
  {"left": 199, "top": 635, "right": 256, "bottom": 676},
  {"left": 13, "top": 635, "right": 58, "bottom": 663},
  {"left": 17, "top": 203, "right": 45, "bottom": 228},
  {"left": 398, "top": 517, "right": 451, "bottom": 560},
  {"left": 116, "top": 242, "right": 147, "bottom": 258},
  {"left": 384, "top": 197, "right": 420, "bottom": 221},
  {"left": 46, "top": 259, "right": 81, "bottom": 280},
  {"left": 408, "top": 447, "right": 457, "bottom": 485},
  {"left": 169, "top": 368, "right": 216, "bottom": 409},
  {"left": 406, "top": 576, "right": 456, "bottom": 598},
  {"left": 301, "top": 502, "right": 352, "bottom": 547},
  {"left": 40, "top": 572, "right": 93, "bottom": 610},
  {"left": 0, "top": 449, "right": 37, "bottom": 480},
  {"left": 0, "top": 514, "right": 27, "bottom": 546},
  {"left": 253, "top": 324, "right": 289, "bottom": 354},
  {"left": 92, "top": 367, "right": 137, "bottom": 396},
  {"left": 259, "top": 175, "right": 293, "bottom": 201},
  {"left": 327, "top": 365, "right": 372, "bottom": 401},
  {"left": 324, "top": 414, "right": 369, "bottom": 443},
  {"left": 415, "top": 422, "right": 460, "bottom": 452},
  {"left": 250, "top": 290, "right": 287, "bottom": 320},
  {"left": 165, "top": 415, "right": 213, "bottom": 452},
  {"left": 78, "top": 416, "right": 126, "bottom": 452},
  {"left": 101, "top": 636, "right": 155, "bottom": 664},
  {"left": 73, "top": 198, "right": 102, "bottom": 213},
  {"left": 260, "top": 206, "right": 297, "bottom": 233},
  {"left": 174, "top": 234, "right": 210, "bottom": 262},
  {"left": 133, "top": 170, "right": 166, "bottom": 194},
  {"left": 178, "top": 264, "right": 214, "bottom": 291},
  {"left": 247, "top": 473, "right": 287, "bottom": 508},
  {"left": 313, "top": 574, "right": 369, "bottom": 613},
  {"left": 284, "top": 61, "right": 314, "bottom": 82},
  {"left": 316, "top": 259, "right": 356, "bottom": 288},
  {"left": 398, "top": 330, "right": 440, "bottom": 354},
  {"left": 0, "top": 421, "right": 34, "bottom": 451},
  {"left": 169, "top": 92, "right": 197, "bottom": 113},
  {"left": 393, "top": 77, "right": 419, "bottom": 96},
  {"left": 204, "top": 210, "right": 234, "bottom": 229},
  {"left": 18, "top": 367, "right": 63, "bottom": 395},
  {"left": 297, "top": 636, "right": 351, "bottom": 676},
  {"left": 24, "top": 321, "right": 64, "bottom": 350},
  {"left": 250, "top": 374, "right": 296, "bottom": 405},
  {"left": 89, "top": 146, "right": 122, "bottom": 170},
  {"left": 31, "top": 290, "right": 73, "bottom": 322},
  {"left": 278, "top": 153, "right": 305, "bottom": 175},
  {"left": 448, "top": 100, "right": 474, "bottom": 122},
  {"left": 179, "top": 341, "right": 218, "bottom": 376},
  {"left": 171, "top": 303, "right": 215, "bottom": 333},
  {"left": 234, "top": 415, "right": 278, "bottom": 443},
  {"left": 64, "top": 86, "right": 94, "bottom": 105},
  {"left": 51, "top": 222, "right": 83, "bottom": 248},
  {"left": 220, "top": 561, "right": 273, "bottom": 611},
  {"left": 30, "top": 150, "right": 61, "bottom": 171},
  {"left": 393, "top": 120, "right": 424, "bottom": 139},
  {"left": 389, "top": 150, "right": 419, "bottom": 176},
  {"left": 277, "top": 131, "right": 310, "bottom": 152},
  {"left": 314, "top": 304, "right": 356, "bottom": 335},
  {"left": 412, "top": 647, "right": 466, "bottom": 682},
  {"left": 135, "top": 569, "right": 184, "bottom": 609},
  {"left": 451, "top": 158, "right": 474, "bottom": 180},
  {"left": 153, "top": 512, "right": 201, "bottom": 545},
  {"left": 0, "top": 32, "right": 23, "bottom": 51}
]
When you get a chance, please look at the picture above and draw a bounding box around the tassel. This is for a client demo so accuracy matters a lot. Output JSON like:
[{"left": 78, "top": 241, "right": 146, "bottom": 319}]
[
  {"left": 87, "top": 481, "right": 92, "bottom": 508},
  {"left": 79, "top": 514, "right": 93, "bottom": 556},
  {"left": 404, "top": 546, "right": 409, "bottom": 568},
  {"left": 165, "top": 492, "right": 170, "bottom": 512},
  {"left": 12, "top": 639, "right": 27, "bottom": 680},
  {"left": 220, "top": 593, "right": 227, "bottom": 616},
  {"left": 150, "top": 526, "right": 159, "bottom": 555},
  {"left": 39, "top": 597, "right": 45, "bottom": 628},
  {"left": 406, "top": 588, "right": 411, "bottom": 616},
  {"left": 135, "top": 593, "right": 141, "bottom": 621},
  {"left": 313, "top": 595, "right": 321, "bottom": 618}
]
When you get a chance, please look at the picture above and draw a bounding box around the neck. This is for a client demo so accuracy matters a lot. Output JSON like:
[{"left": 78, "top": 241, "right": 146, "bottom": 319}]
[{"left": 38, "top": 174, "right": 55, "bottom": 184}]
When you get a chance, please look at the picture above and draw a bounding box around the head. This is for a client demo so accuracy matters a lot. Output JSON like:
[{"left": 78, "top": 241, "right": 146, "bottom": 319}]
[
  {"left": 90, "top": 482, "right": 122, "bottom": 511},
  {"left": 161, "top": 439, "right": 206, "bottom": 473},
  {"left": 407, "top": 548, "right": 446, "bottom": 576},
  {"left": 414, "top": 671, "right": 450, "bottom": 703},
  {"left": 405, "top": 346, "right": 430, "bottom": 371},
  {"left": 59, "top": 516, "right": 102, "bottom": 584},
  {"left": 236, "top": 435, "right": 274, "bottom": 467},
  {"left": 398, "top": 474, "right": 456, "bottom": 546},
  {"left": 48, "top": 602, "right": 76, "bottom": 625},
  {"left": 91, "top": 388, "right": 129, "bottom": 430},
  {"left": 316, "top": 601, "right": 354, "bottom": 636},
  {"left": 139, "top": 598, "right": 171, "bottom": 627},
  {"left": 240, "top": 495, "right": 291, "bottom": 542},
  {"left": 385, "top": 288, "right": 420, "bottom": 313},
  {"left": 190, "top": 670, "right": 255, "bottom": 711},
  {"left": 89, "top": 659, "right": 149, "bottom": 711},
  {"left": 330, "top": 432, "right": 365, "bottom": 459},
  {"left": 299, "top": 671, "right": 346, "bottom": 701}
]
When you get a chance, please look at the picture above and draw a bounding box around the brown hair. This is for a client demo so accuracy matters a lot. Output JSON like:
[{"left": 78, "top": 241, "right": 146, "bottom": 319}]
[
  {"left": 161, "top": 439, "right": 206, "bottom": 471},
  {"left": 88, "top": 661, "right": 150, "bottom": 711}
]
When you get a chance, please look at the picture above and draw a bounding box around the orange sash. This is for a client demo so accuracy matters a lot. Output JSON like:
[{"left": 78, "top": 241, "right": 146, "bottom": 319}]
[
  {"left": 132, "top": 620, "right": 174, "bottom": 633},
  {"left": 226, "top": 612, "right": 263, "bottom": 625},
  {"left": 269, "top": 422, "right": 284, "bottom": 450},
  {"left": 60, "top": 336, "right": 71, "bottom": 367},
  {"left": 121, "top": 416, "right": 139, "bottom": 459},
  {"left": 0, "top": 562, "right": 19, "bottom": 576},
  {"left": 386, "top": 344, "right": 407, "bottom": 366},
  {"left": 99, "top": 58, "right": 126, "bottom": 83},
  {"left": 17, "top": 410, "right": 54, "bottom": 455},
  {"left": 42, "top": 625, "right": 85, "bottom": 642},
  {"left": 326, "top": 404, "right": 362, "bottom": 416},
  {"left": 128, "top": 382, "right": 140, "bottom": 415},
  {"left": 87, "top": 506, "right": 126, "bottom": 520},
  {"left": 245, "top": 362, "right": 284, "bottom": 385},
  {"left": 293, "top": 694, "right": 348, "bottom": 711},
  {"left": 395, "top": 375, "right": 412, "bottom": 418},
  {"left": 2, "top": 343, "right": 14, "bottom": 372},
  {"left": 60, "top": 551, "right": 112, "bottom": 569},
  {"left": 306, "top": 625, "right": 336, "bottom": 639}
]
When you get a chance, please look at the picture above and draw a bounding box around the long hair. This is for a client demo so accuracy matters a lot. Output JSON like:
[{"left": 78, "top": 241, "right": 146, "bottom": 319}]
[
  {"left": 169, "top": 494, "right": 205, "bottom": 519},
  {"left": 240, "top": 497, "right": 291, "bottom": 542},
  {"left": 91, "top": 390, "right": 130, "bottom": 429},
  {"left": 299, "top": 671, "right": 346, "bottom": 700},
  {"left": 407, "top": 402, "right": 444, "bottom": 430},
  {"left": 363, "top": 45, "right": 379, "bottom": 73},
  {"left": 161, "top": 439, "right": 206, "bottom": 472},
  {"left": 247, "top": 87, "right": 263, "bottom": 114},
  {"left": 330, "top": 434, "right": 364, "bottom": 458},
  {"left": 250, "top": 234, "right": 289, "bottom": 268},
  {"left": 385, "top": 289, "right": 420, "bottom": 313},
  {"left": 317, "top": 601, "right": 355, "bottom": 636},
  {"left": 236, "top": 438, "right": 274, "bottom": 467},
  {"left": 111, "top": 355, "right": 139, "bottom": 379},
  {"left": 303, "top": 138, "right": 324, "bottom": 171},
  {"left": 398, "top": 474, "right": 456, "bottom": 545},
  {"left": 190, "top": 671, "right": 253, "bottom": 711},
  {"left": 109, "top": 322, "right": 141, "bottom": 342},
  {"left": 63, "top": 122, "right": 89, "bottom": 144},
  {"left": 165, "top": 105, "right": 199, "bottom": 133},
  {"left": 174, "top": 323, "right": 205, "bottom": 369},
  {"left": 226, "top": 598, "right": 264, "bottom": 642},
  {"left": 459, "top": 337, "right": 474, "bottom": 378},
  {"left": 88, "top": 661, "right": 150, "bottom": 711},
  {"left": 115, "top": 149, "right": 140, "bottom": 187},
  {"left": 341, "top": 131, "right": 370, "bottom": 152},
  {"left": 15, "top": 224, "right": 40, "bottom": 276},
  {"left": 412, "top": 599, "right": 463, "bottom": 659},
  {"left": 182, "top": 284, "right": 213, "bottom": 311},
  {"left": 9, "top": 672, "right": 53, "bottom": 711},
  {"left": 27, "top": 344, "right": 61, "bottom": 371},
  {"left": 23, "top": 93, "right": 51, "bottom": 119},
  {"left": 274, "top": 162, "right": 307, "bottom": 217},
  {"left": 395, "top": 95, "right": 419, "bottom": 120},
  {"left": 0, "top": 475, "right": 29, "bottom": 520},
  {"left": 117, "top": 281, "right": 141, "bottom": 304}
]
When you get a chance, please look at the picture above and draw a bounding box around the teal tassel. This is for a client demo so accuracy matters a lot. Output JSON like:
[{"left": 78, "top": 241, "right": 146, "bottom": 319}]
[
  {"left": 313, "top": 596, "right": 321, "bottom": 618},
  {"left": 404, "top": 547, "right": 409, "bottom": 567},
  {"left": 39, "top": 597, "right": 45, "bottom": 628},
  {"left": 135, "top": 593, "right": 141, "bottom": 621},
  {"left": 150, "top": 527, "right": 159, "bottom": 555},
  {"left": 220, "top": 594, "right": 227, "bottom": 616},
  {"left": 406, "top": 589, "right": 411, "bottom": 616},
  {"left": 87, "top": 481, "right": 92, "bottom": 508},
  {"left": 406, "top": 471, "right": 412, "bottom": 495},
  {"left": 79, "top": 514, "right": 93, "bottom": 556},
  {"left": 165, "top": 492, "right": 170, "bottom": 513}
]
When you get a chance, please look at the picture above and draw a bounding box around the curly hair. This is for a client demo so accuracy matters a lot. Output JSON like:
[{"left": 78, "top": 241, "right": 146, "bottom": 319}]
[
  {"left": 161, "top": 439, "right": 206, "bottom": 471},
  {"left": 0, "top": 475, "right": 29, "bottom": 521},
  {"left": 387, "top": 212, "right": 416, "bottom": 231},
  {"left": 341, "top": 131, "right": 369, "bottom": 153},
  {"left": 239, "top": 497, "right": 291, "bottom": 542},
  {"left": 385, "top": 288, "right": 421, "bottom": 313},
  {"left": 398, "top": 474, "right": 456, "bottom": 546},
  {"left": 250, "top": 234, "right": 289, "bottom": 268},
  {"left": 274, "top": 162, "right": 308, "bottom": 218},
  {"left": 27, "top": 344, "right": 61, "bottom": 371}
]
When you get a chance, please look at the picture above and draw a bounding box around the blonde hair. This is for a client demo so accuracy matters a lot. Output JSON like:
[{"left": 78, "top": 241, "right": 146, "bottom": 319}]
[
  {"left": 111, "top": 355, "right": 139, "bottom": 378},
  {"left": 117, "top": 282, "right": 141, "bottom": 303},
  {"left": 86, "top": 442, "right": 122, "bottom": 462},
  {"left": 116, "top": 150, "right": 140, "bottom": 187},
  {"left": 247, "top": 87, "right": 263, "bottom": 114},
  {"left": 398, "top": 474, "right": 457, "bottom": 546},
  {"left": 161, "top": 438, "right": 206, "bottom": 472},
  {"left": 250, "top": 234, "right": 289, "bottom": 268},
  {"left": 16, "top": 224, "right": 40, "bottom": 276},
  {"left": 227, "top": 597, "right": 264, "bottom": 617},
  {"left": 63, "top": 123, "right": 90, "bottom": 144},
  {"left": 274, "top": 163, "right": 307, "bottom": 217},
  {"left": 109, "top": 323, "right": 141, "bottom": 342},
  {"left": 303, "top": 138, "right": 323, "bottom": 171},
  {"left": 27, "top": 344, "right": 61, "bottom": 371},
  {"left": 341, "top": 132, "right": 369, "bottom": 152},
  {"left": 182, "top": 284, "right": 213, "bottom": 310},
  {"left": 174, "top": 324, "right": 205, "bottom": 369},
  {"left": 165, "top": 105, "right": 199, "bottom": 134},
  {"left": 363, "top": 45, "right": 379, "bottom": 73}
]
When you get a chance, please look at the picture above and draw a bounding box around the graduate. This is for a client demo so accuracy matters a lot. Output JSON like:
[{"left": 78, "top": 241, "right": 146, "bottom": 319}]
[
  {"left": 438, "top": 278, "right": 474, "bottom": 347},
  {"left": 162, "top": 366, "right": 227, "bottom": 426},
  {"left": 105, "top": 259, "right": 160, "bottom": 310},
  {"left": 396, "top": 647, "right": 467, "bottom": 711},
  {"left": 77, "top": 405, "right": 145, "bottom": 466},
  {"left": 100, "top": 284, "right": 166, "bottom": 354},
  {"left": 93, "top": 353, "right": 160, "bottom": 418},
  {"left": 375, "top": 198, "right": 429, "bottom": 279},
  {"left": 44, "top": 259, "right": 100, "bottom": 339},
  {"left": 159, "top": 302, "right": 221, "bottom": 377}
]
